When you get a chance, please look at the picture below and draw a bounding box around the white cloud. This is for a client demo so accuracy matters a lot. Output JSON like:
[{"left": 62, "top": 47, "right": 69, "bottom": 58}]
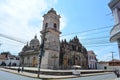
[
  {"left": 0, "top": 0, "right": 66, "bottom": 55},
  {"left": 60, "top": 14, "right": 67, "bottom": 30}
]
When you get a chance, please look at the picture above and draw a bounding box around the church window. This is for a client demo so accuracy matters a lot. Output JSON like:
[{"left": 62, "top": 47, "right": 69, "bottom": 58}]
[{"left": 54, "top": 23, "right": 57, "bottom": 30}]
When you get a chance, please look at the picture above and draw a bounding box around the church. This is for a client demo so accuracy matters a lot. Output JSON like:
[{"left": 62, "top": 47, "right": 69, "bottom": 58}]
[
  {"left": 59, "top": 36, "right": 88, "bottom": 69},
  {"left": 19, "top": 8, "right": 88, "bottom": 69}
]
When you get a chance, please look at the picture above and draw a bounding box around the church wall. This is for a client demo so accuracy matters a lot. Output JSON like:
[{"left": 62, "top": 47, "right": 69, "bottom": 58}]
[
  {"left": 41, "top": 51, "right": 49, "bottom": 68},
  {"left": 22, "top": 53, "right": 38, "bottom": 67}
]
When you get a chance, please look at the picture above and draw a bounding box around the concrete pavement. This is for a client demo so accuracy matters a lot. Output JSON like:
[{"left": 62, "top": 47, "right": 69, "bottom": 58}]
[
  {"left": 0, "top": 67, "right": 119, "bottom": 79},
  {"left": 0, "top": 68, "right": 77, "bottom": 79}
]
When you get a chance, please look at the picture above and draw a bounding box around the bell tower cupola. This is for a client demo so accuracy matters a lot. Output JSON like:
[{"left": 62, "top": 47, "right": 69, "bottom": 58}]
[{"left": 42, "top": 8, "right": 61, "bottom": 32}]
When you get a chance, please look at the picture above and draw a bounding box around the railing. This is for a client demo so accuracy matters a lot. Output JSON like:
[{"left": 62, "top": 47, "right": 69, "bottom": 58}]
[{"left": 110, "top": 23, "right": 120, "bottom": 37}]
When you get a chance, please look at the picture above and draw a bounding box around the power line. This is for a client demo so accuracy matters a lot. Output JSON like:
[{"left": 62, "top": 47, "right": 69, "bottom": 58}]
[
  {"left": 0, "top": 33, "right": 26, "bottom": 44},
  {"left": 85, "top": 44, "right": 116, "bottom": 47},
  {"left": 77, "top": 29, "right": 110, "bottom": 37},
  {"left": 106, "top": 13, "right": 112, "bottom": 16},
  {"left": 79, "top": 36, "right": 110, "bottom": 41},
  {"left": 61, "top": 25, "right": 113, "bottom": 36}
]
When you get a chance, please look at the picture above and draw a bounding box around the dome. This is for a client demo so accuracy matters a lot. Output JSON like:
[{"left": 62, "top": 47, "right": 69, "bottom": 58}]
[{"left": 30, "top": 35, "right": 40, "bottom": 49}]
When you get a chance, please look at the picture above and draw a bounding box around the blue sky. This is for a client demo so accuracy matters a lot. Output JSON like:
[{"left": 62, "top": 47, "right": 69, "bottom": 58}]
[{"left": 0, "top": 0, "right": 119, "bottom": 61}]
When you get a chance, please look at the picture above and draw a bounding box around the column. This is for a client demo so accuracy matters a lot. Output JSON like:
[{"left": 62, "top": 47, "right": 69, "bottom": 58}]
[{"left": 113, "top": 8, "right": 120, "bottom": 24}]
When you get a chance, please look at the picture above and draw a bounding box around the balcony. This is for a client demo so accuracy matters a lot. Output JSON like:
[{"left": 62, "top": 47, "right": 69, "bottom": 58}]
[
  {"left": 109, "top": 0, "right": 120, "bottom": 9},
  {"left": 110, "top": 23, "right": 120, "bottom": 42}
]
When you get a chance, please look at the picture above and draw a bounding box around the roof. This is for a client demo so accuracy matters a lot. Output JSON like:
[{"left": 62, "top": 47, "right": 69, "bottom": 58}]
[
  {"left": 98, "top": 59, "right": 120, "bottom": 63},
  {"left": 87, "top": 50, "right": 96, "bottom": 55},
  {"left": 109, "top": 59, "right": 120, "bottom": 62}
]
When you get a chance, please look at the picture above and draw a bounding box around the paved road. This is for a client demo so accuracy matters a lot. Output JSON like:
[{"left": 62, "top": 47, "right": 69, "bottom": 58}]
[
  {"left": 0, "top": 70, "right": 118, "bottom": 80},
  {"left": 0, "top": 70, "right": 41, "bottom": 80},
  {"left": 68, "top": 73, "right": 117, "bottom": 80}
]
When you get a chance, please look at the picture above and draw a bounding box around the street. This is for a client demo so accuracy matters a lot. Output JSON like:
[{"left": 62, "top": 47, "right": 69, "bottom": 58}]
[
  {"left": 68, "top": 73, "right": 117, "bottom": 80},
  {"left": 0, "top": 70, "right": 118, "bottom": 80},
  {"left": 0, "top": 70, "right": 41, "bottom": 80}
]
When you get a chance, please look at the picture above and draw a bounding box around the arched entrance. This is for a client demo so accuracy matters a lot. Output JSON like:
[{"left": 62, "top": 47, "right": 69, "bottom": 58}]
[{"left": 32, "top": 57, "right": 37, "bottom": 67}]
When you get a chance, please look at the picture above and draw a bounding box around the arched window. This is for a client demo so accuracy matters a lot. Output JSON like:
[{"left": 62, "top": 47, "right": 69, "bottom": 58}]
[{"left": 54, "top": 23, "right": 57, "bottom": 30}]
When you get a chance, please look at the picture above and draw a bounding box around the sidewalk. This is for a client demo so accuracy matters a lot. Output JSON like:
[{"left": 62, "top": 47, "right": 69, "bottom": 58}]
[
  {"left": 0, "top": 68, "right": 76, "bottom": 79},
  {"left": 0, "top": 67, "right": 116, "bottom": 79},
  {"left": 114, "top": 78, "right": 120, "bottom": 80}
]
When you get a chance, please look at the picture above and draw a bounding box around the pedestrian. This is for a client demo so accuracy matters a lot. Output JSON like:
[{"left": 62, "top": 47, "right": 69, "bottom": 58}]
[
  {"left": 17, "top": 67, "right": 21, "bottom": 73},
  {"left": 114, "top": 70, "right": 120, "bottom": 78},
  {"left": 21, "top": 67, "right": 24, "bottom": 72}
]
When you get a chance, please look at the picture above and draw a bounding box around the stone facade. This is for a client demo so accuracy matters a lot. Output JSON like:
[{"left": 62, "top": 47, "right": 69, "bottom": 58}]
[
  {"left": 40, "top": 8, "right": 61, "bottom": 69},
  {"left": 19, "top": 8, "right": 88, "bottom": 69},
  {"left": 59, "top": 36, "right": 88, "bottom": 69},
  {"left": 19, "top": 35, "right": 40, "bottom": 67}
]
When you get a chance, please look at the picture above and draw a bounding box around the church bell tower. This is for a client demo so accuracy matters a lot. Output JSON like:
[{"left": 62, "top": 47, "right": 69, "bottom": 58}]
[{"left": 40, "top": 8, "right": 61, "bottom": 69}]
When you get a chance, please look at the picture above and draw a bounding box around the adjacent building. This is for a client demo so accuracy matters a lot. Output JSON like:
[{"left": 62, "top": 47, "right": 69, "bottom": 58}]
[
  {"left": 0, "top": 52, "right": 20, "bottom": 66},
  {"left": 109, "top": 0, "right": 120, "bottom": 58},
  {"left": 97, "top": 59, "right": 120, "bottom": 70},
  {"left": 87, "top": 51, "right": 97, "bottom": 69}
]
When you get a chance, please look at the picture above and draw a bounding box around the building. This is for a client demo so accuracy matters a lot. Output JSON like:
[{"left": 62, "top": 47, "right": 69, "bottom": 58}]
[
  {"left": 108, "top": 0, "right": 120, "bottom": 58},
  {"left": 19, "top": 35, "right": 40, "bottom": 67},
  {"left": 0, "top": 52, "right": 20, "bottom": 66},
  {"left": 19, "top": 8, "right": 88, "bottom": 69},
  {"left": 0, "top": 54, "right": 7, "bottom": 66},
  {"left": 97, "top": 59, "right": 120, "bottom": 70},
  {"left": 87, "top": 51, "right": 97, "bottom": 69},
  {"left": 59, "top": 36, "right": 88, "bottom": 69},
  {"left": 40, "top": 8, "right": 61, "bottom": 69},
  {"left": 19, "top": 8, "right": 61, "bottom": 69}
]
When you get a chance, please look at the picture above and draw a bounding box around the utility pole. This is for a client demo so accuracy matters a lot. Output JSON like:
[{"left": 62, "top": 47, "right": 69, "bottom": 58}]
[
  {"left": 37, "top": 26, "right": 47, "bottom": 78},
  {"left": 111, "top": 51, "right": 115, "bottom": 61},
  {"left": 111, "top": 51, "right": 115, "bottom": 69}
]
